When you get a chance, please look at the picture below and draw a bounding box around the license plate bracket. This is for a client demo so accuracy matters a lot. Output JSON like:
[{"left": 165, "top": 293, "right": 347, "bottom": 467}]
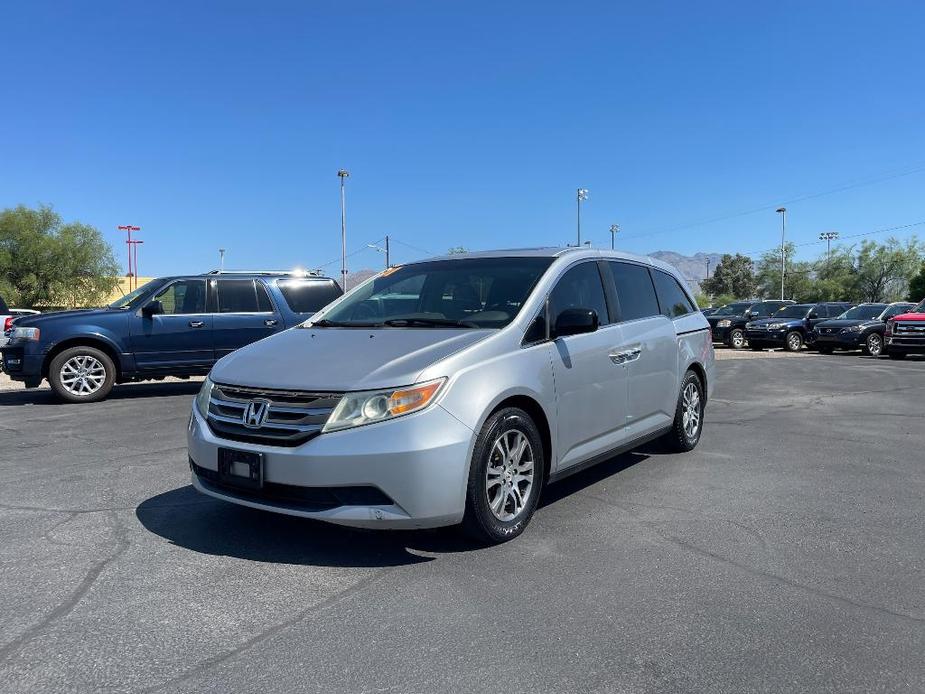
[{"left": 217, "top": 448, "right": 264, "bottom": 490}]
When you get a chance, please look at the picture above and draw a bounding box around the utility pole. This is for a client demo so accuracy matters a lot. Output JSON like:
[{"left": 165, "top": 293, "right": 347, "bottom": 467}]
[
  {"left": 819, "top": 231, "right": 839, "bottom": 267},
  {"left": 129, "top": 239, "right": 144, "bottom": 290},
  {"left": 118, "top": 225, "right": 141, "bottom": 290},
  {"left": 609, "top": 224, "right": 619, "bottom": 250},
  {"left": 338, "top": 169, "right": 350, "bottom": 291},
  {"left": 776, "top": 208, "right": 787, "bottom": 300},
  {"left": 576, "top": 188, "right": 589, "bottom": 246},
  {"left": 219, "top": 248, "right": 225, "bottom": 271},
  {"left": 385, "top": 235, "right": 390, "bottom": 267},
  {"left": 706, "top": 257, "right": 711, "bottom": 281}
]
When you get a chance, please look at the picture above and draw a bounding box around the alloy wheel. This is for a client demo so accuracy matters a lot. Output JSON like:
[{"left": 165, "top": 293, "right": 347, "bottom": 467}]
[
  {"left": 788, "top": 333, "right": 802, "bottom": 351},
  {"left": 60, "top": 355, "right": 107, "bottom": 396},
  {"left": 730, "top": 330, "right": 745, "bottom": 349},
  {"left": 681, "top": 381, "right": 701, "bottom": 440},
  {"left": 867, "top": 334, "right": 882, "bottom": 356},
  {"left": 485, "top": 430, "right": 535, "bottom": 522}
]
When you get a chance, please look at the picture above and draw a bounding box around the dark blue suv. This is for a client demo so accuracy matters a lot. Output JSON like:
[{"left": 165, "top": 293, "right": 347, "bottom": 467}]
[
  {"left": 0, "top": 271, "right": 342, "bottom": 402},
  {"left": 745, "top": 301, "right": 854, "bottom": 352}
]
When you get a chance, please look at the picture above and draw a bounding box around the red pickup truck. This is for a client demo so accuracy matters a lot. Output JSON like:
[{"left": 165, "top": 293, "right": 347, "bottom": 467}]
[{"left": 884, "top": 298, "right": 925, "bottom": 359}]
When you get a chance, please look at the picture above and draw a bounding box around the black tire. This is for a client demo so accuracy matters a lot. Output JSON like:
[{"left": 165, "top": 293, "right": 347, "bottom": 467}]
[
  {"left": 863, "top": 333, "right": 883, "bottom": 357},
  {"left": 661, "top": 370, "right": 705, "bottom": 453},
  {"left": 728, "top": 328, "right": 746, "bottom": 350},
  {"left": 48, "top": 346, "right": 116, "bottom": 403},
  {"left": 887, "top": 350, "right": 907, "bottom": 360},
  {"left": 784, "top": 330, "right": 804, "bottom": 352},
  {"left": 461, "top": 407, "right": 546, "bottom": 544}
]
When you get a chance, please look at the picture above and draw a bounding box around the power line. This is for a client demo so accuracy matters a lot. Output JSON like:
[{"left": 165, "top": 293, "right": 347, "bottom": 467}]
[
  {"left": 739, "top": 220, "right": 925, "bottom": 258},
  {"left": 621, "top": 162, "right": 925, "bottom": 241}
]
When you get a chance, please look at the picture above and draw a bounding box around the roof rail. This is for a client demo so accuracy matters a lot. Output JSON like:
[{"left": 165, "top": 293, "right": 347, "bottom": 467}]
[{"left": 204, "top": 269, "right": 325, "bottom": 277}]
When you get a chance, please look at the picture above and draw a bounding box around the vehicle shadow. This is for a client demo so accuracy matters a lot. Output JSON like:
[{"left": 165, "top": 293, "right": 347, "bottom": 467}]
[
  {"left": 136, "top": 447, "right": 653, "bottom": 567},
  {"left": 0, "top": 380, "right": 201, "bottom": 407}
]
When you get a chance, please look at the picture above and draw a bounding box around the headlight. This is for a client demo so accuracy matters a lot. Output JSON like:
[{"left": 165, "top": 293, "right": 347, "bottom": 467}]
[
  {"left": 767, "top": 323, "right": 786, "bottom": 330},
  {"left": 9, "top": 327, "right": 40, "bottom": 341},
  {"left": 323, "top": 378, "right": 446, "bottom": 433},
  {"left": 716, "top": 319, "right": 731, "bottom": 328},
  {"left": 842, "top": 325, "right": 863, "bottom": 333},
  {"left": 195, "top": 377, "right": 214, "bottom": 416}
]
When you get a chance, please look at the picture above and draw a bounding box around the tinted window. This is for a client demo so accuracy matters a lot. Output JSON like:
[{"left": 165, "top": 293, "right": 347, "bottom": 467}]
[
  {"left": 320, "top": 257, "right": 552, "bottom": 328},
  {"left": 839, "top": 305, "right": 885, "bottom": 320},
  {"left": 882, "top": 304, "right": 913, "bottom": 319},
  {"left": 153, "top": 280, "right": 206, "bottom": 315},
  {"left": 549, "top": 262, "right": 609, "bottom": 327},
  {"left": 774, "top": 304, "right": 812, "bottom": 319},
  {"left": 216, "top": 280, "right": 260, "bottom": 313},
  {"left": 748, "top": 301, "right": 786, "bottom": 317},
  {"left": 256, "top": 281, "right": 274, "bottom": 312},
  {"left": 712, "top": 302, "right": 752, "bottom": 316},
  {"left": 277, "top": 280, "right": 343, "bottom": 313},
  {"left": 607, "top": 261, "right": 660, "bottom": 321},
  {"left": 652, "top": 269, "right": 696, "bottom": 318}
]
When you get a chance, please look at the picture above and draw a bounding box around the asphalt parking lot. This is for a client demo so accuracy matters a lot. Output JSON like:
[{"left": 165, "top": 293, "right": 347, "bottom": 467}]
[{"left": 0, "top": 353, "right": 923, "bottom": 693}]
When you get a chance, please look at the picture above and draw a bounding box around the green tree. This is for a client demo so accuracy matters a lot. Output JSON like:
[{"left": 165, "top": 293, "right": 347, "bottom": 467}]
[
  {"left": 755, "top": 243, "right": 816, "bottom": 300},
  {"left": 701, "top": 253, "right": 755, "bottom": 299},
  {"left": 447, "top": 246, "right": 468, "bottom": 255},
  {"left": 0, "top": 204, "right": 119, "bottom": 308},
  {"left": 905, "top": 261, "right": 925, "bottom": 302},
  {"left": 851, "top": 237, "right": 923, "bottom": 302}
]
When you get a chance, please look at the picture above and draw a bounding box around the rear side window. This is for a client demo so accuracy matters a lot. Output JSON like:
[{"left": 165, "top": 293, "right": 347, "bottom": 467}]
[
  {"left": 216, "top": 280, "right": 262, "bottom": 313},
  {"left": 651, "top": 269, "right": 696, "bottom": 318},
  {"left": 277, "top": 279, "right": 343, "bottom": 313},
  {"left": 548, "top": 262, "right": 610, "bottom": 326},
  {"left": 607, "top": 261, "right": 660, "bottom": 322}
]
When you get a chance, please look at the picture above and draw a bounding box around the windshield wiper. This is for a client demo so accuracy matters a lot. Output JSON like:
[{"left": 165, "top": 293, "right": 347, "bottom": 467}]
[
  {"left": 309, "top": 319, "right": 383, "bottom": 328},
  {"left": 383, "top": 318, "right": 479, "bottom": 328}
]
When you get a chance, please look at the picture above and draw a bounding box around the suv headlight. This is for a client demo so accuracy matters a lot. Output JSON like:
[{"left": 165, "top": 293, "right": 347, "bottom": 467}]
[
  {"left": 716, "top": 319, "right": 731, "bottom": 328},
  {"left": 323, "top": 378, "right": 446, "bottom": 433},
  {"left": 842, "top": 324, "right": 863, "bottom": 333},
  {"left": 195, "top": 377, "right": 214, "bottom": 416},
  {"left": 767, "top": 322, "right": 786, "bottom": 329},
  {"left": 8, "top": 327, "right": 40, "bottom": 341}
]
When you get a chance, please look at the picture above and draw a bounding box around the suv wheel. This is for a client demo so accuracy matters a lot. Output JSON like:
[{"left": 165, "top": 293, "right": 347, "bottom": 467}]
[
  {"left": 462, "top": 407, "right": 545, "bottom": 544},
  {"left": 662, "top": 370, "right": 704, "bottom": 453},
  {"left": 785, "top": 331, "right": 804, "bottom": 352},
  {"left": 49, "top": 346, "right": 116, "bottom": 403},
  {"left": 728, "top": 328, "right": 745, "bottom": 349},
  {"left": 864, "top": 333, "right": 883, "bottom": 357}
]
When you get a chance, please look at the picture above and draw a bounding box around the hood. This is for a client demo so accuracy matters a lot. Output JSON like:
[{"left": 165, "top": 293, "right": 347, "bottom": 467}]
[
  {"left": 815, "top": 319, "right": 878, "bottom": 329},
  {"left": 210, "top": 326, "right": 494, "bottom": 391},
  {"left": 12, "top": 308, "right": 113, "bottom": 327},
  {"left": 890, "top": 312, "right": 925, "bottom": 322}
]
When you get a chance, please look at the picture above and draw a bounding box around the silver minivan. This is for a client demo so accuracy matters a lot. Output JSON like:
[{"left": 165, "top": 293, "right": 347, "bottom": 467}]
[{"left": 187, "top": 248, "right": 715, "bottom": 543}]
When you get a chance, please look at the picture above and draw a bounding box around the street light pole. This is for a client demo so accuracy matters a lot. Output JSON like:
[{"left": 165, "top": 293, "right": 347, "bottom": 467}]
[
  {"left": 118, "top": 225, "right": 141, "bottom": 289},
  {"left": 130, "top": 240, "right": 144, "bottom": 289},
  {"left": 776, "top": 208, "right": 787, "bottom": 300},
  {"left": 819, "top": 231, "right": 839, "bottom": 266},
  {"left": 609, "top": 224, "right": 619, "bottom": 250},
  {"left": 338, "top": 169, "right": 350, "bottom": 291},
  {"left": 219, "top": 248, "right": 225, "bottom": 271},
  {"left": 576, "top": 188, "right": 589, "bottom": 246}
]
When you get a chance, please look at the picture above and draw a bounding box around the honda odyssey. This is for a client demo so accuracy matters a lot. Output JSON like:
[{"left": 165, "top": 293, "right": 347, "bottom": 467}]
[{"left": 187, "top": 248, "right": 715, "bottom": 543}]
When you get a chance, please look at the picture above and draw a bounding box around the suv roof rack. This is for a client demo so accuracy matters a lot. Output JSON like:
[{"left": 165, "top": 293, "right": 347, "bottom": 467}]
[{"left": 204, "top": 269, "right": 326, "bottom": 277}]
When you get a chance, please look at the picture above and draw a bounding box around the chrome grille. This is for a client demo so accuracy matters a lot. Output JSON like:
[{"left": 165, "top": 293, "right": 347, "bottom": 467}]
[
  {"left": 206, "top": 383, "right": 342, "bottom": 447},
  {"left": 894, "top": 322, "right": 925, "bottom": 335}
]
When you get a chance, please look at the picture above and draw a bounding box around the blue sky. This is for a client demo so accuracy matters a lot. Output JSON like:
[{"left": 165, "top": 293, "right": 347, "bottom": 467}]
[{"left": 2, "top": 1, "right": 923, "bottom": 277}]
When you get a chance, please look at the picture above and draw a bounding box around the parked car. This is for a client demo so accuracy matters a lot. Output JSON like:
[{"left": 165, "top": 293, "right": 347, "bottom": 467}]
[
  {"left": 701, "top": 307, "right": 718, "bottom": 316},
  {"left": 0, "top": 271, "right": 342, "bottom": 402},
  {"left": 745, "top": 302, "right": 854, "bottom": 351},
  {"left": 187, "top": 248, "right": 715, "bottom": 544},
  {"left": 707, "top": 300, "right": 794, "bottom": 349},
  {"left": 812, "top": 302, "right": 915, "bottom": 356},
  {"left": 884, "top": 298, "right": 925, "bottom": 359}
]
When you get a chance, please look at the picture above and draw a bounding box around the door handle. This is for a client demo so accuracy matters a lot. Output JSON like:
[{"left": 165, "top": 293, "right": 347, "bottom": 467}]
[
  {"left": 264, "top": 319, "right": 278, "bottom": 327},
  {"left": 188, "top": 320, "right": 205, "bottom": 328},
  {"left": 608, "top": 346, "right": 642, "bottom": 364}
]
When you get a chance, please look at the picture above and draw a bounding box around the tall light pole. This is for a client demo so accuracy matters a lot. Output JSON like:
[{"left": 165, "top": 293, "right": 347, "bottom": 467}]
[
  {"left": 338, "top": 169, "right": 350, "bottom": 291},
  {"left": 776, "top": 208, "right": 787, "bottom": 300},
  {"left": 609, "top": 224, "right": 620, "bottom": 250},
  {"left": 576, "top": 188, "right": 589, "bottom": 246},
  {"left": 219, "top": 248, "right": 225, "bottom": 271},
  {"left": 819, "top": 231, "right": 839, "bottom": 266},
  {"left": 706, "top": 257, "right": 711, "bottom": 281},
  {"left": 367, "top": 235, "right": 391, "bottom": 269},
  {"left": 129, "top": 239, "right": 144, "bottom": 290},
  {"left": 118, "top": 225, "right": 140, "bottom": 289}
]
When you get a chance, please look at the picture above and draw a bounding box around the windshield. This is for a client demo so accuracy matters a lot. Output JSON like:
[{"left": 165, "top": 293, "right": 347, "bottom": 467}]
[
  {"left": 772, "top": 305, "right": 811, "bottom": 319},
  {"left": 311, "top": 257, "right": 554, "bottom": 328},
  {"left": 914, "top": 299, "right": 925, "bottom": 313},
  {"left": 108, "top": 279, "right": 161, "bottom": 309},
  {"left": 838, "top": 304, "right": 886, "bottom": 320},
  {"left": 713, "top": 303, "right": 751, "bottom": 316}
]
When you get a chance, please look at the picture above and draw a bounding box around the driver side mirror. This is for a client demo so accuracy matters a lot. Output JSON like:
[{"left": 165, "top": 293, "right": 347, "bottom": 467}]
[
  {"left": 552, "top": 308, "right": 598, "bottom": 339},
  {"left": 142, "top": 300, "right": 164, "bottom": 317},
  {"left": 808, "top": 311, "right": 819, "bottom": 320}
]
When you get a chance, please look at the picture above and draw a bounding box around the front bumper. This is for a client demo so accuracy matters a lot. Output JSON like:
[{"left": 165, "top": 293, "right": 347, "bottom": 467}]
[
  {"left": 885, "top": 336, "right": 925, "bottom": 354},
  {"left": 710, "top": 325, "right": 731, "bottom": 342},
  {"left": 187, "top": 402, "right": 475, "bottom": 529},
  {"left": 0, "top": 346, "right": 43, "bottom": 380},
  {"left": 813, "top": 331, "right": 864, "bottom": 348},
  {"left": 745, "top": 328, "right": 788, "bottom": 344}
]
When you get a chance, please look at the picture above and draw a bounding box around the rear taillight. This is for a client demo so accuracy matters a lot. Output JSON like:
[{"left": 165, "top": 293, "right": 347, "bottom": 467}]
[{"left": 2, "top": 317, "right": 12, "bottom": 332}]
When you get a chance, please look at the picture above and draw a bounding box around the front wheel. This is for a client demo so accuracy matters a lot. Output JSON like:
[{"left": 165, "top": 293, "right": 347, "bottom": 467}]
[
  {"left": 662, "top": 370, "right": 705, "bottom": 453},
  {"left": 461, "top": 408, "right": 546, "bottom": 544},
  {"left": 48, "top": 346, "right": 116, "bottom": 403},
  {"left": 864, "top": 333, "right": 883, "bottom": 357},
  {"left": 785, "top": 331, "right": 804, "bottom": 352},
  {"left": 728, "top": 328, "right": 746, "bottom": 350}
]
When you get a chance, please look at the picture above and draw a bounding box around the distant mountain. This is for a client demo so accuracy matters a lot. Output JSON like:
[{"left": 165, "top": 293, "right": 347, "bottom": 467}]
[{"left": 648, "top": 251, "right": 723, "bottom": 291}]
